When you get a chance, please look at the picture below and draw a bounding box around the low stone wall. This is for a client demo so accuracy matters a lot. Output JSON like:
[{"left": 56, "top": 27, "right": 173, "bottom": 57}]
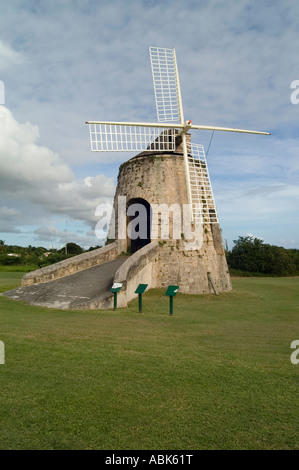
[
  {"left": 22, "top": 242, "right": 119, "bottom": 286},
  {"left": 113, "top": 241, "right": 159, "bottom": 308},
  {"left": 71, "top": 241, "right": 159, "bottom": 310}
]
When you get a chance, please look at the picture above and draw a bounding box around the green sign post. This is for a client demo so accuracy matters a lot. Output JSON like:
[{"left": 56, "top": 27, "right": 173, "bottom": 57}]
[
  {"left": 165, "top": 285, "right": 179, "bottom": 315},
  {"left": 135, "top": 284, "right": 148, "bottom": 313},
  {"left": 110, "top": 283, "right": 123, "bottom": 310}
]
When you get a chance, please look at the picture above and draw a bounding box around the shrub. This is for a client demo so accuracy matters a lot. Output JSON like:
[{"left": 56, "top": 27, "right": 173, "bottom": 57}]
[{"left": 227, "top": 236, "right": 297, "bottom": 276}]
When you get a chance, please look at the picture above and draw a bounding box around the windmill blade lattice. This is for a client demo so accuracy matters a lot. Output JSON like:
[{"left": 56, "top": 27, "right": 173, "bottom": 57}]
[
  {"left": 149, "top": 47, "right": 182, "bottom": 124},
  {"left": 88, "top": 122, "right": 176, "bottom": 152},
  {"left": 187, "top": 143, "right": 218, "bottom": 224}
]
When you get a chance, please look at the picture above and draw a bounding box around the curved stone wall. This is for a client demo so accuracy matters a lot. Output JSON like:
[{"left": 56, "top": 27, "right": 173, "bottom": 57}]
[{"left": 22, "top": 242, "right": 119, "bottom": 286}]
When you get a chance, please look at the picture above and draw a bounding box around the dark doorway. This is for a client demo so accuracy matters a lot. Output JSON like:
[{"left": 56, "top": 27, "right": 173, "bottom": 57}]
[{"left": 127, "top": 198, "right": 151, "bottom": 254}]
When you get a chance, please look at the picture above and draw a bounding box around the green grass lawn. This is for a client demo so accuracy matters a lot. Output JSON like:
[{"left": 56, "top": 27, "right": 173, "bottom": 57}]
[
  {"left": 0, "top": 271, "right": 298, "bottom": 450},
  {"left": 0, "top": 265, "right": 39, "bottom": 273}
]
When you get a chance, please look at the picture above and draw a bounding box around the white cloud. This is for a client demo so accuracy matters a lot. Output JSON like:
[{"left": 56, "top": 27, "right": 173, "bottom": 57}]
[
  {"left": 0, "top": 206, "right": 22, "bottom": 233},
  {"left": 0, "top": 107, "right": 72, "bottom": 190},
  {"left": 0, "top": 106, "right": 115, "bottom": 245},
  {"left": 246, "top": 233, "right": 264, "bottom": 241},
  {"left": 84, "top": 176, "right": 92, "bottom": 187},
  {"left": 0, "top": 40, "right": 22, "bottom": 71},
  {"left": 33, "top": 225, "right": 103, "bottom": 249}
]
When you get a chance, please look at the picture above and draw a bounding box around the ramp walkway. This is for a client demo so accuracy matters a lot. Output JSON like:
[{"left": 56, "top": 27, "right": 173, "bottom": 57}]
[{"left": 2, "top": 257, "right": 127, "bottom": 310}]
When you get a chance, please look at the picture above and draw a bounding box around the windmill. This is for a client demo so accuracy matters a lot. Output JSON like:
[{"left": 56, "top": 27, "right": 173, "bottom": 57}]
[
  {"left": 86, "top": 46, "right": 270, "bottom": 226},
  {"left": 2, "top": 48, "right": 270, "bottom": 311}
]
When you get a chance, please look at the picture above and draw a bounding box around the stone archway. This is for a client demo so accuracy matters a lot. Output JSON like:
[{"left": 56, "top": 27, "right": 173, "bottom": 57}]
[{"left": 127, "top": 198, "right": 151, "bottom": 254}]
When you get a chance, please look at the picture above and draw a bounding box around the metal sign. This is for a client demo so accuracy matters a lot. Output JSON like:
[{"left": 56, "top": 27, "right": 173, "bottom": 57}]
[
  {"left": 165, "top": 285, "right": 179, "bottom": 297},
  {"left": 110, "top": 282, "right": 123, "bottom": 293},
  {"left": 135, "top": 284, "right": 148, "bottom": 313}
]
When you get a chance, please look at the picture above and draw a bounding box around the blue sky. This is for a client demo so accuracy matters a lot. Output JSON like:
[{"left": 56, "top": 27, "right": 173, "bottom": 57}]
[{"left": 0, "top": 0, "right": 298, "bottom": 249}]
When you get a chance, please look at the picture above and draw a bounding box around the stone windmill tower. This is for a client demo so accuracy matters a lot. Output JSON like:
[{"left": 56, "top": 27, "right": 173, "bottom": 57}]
[{"left": 86, "top": 47, "right": 270, "bottom": 298}]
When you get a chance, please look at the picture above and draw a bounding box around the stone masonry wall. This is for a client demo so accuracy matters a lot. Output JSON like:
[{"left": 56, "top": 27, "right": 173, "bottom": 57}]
[
  {"left": 22, "top": 242, "right": 120, "bottom": 286},
  {"left": 112, "top": 151, "right": 232, "bottom": 295}
]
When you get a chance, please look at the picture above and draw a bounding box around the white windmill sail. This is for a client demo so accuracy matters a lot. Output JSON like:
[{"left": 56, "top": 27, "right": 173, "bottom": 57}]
[
  {"left": 187, "top": 142, "right": 218, "bottom": 224},
  {"left": 149, "top": 46, "right": 183, "bottom": 124},
  {"left": 86, "top": 47, "right": 270, "bottom": 224},
  {"left": 87, "top": 122, "right": 176, "bottom": 152}
]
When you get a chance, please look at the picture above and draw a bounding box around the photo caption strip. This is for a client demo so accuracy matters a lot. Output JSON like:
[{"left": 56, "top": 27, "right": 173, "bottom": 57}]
[{"left": 103, "top": 453, "right": 194, "bottom": 467}]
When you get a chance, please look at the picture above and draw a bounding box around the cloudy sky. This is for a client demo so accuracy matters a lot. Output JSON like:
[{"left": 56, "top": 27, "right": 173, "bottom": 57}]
[{"left": 0, "top": 0, "right": 298, "bottom": 249}]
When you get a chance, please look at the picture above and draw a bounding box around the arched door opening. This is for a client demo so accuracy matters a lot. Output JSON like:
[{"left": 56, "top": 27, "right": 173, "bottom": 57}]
[{"left": 127, "top": 198, "right": 151, "bottom": 254}]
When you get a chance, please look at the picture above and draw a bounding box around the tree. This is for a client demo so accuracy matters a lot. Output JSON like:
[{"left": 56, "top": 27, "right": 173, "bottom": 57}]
[
  {"left": 0, "top": 254, "right": 21, "bottom": 265},
  {"left": 228, "top": 236, "right": 264, "bottom": 273},
  {"left": 227, "top": 236, "right": 297, "bottom": 276},
  {"left": 59, "top": 243, "right": 83, "bottom": 255}
]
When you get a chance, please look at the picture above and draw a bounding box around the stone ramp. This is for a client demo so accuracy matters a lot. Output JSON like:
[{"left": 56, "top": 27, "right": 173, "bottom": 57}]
[{"left": 1, "top": 257, "right": 127, "bottom": 310}]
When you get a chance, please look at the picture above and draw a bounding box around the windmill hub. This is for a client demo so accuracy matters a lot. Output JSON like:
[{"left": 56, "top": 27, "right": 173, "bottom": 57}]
[{"left": 179, "top": 121, "right": 193, "bottom": 135}]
